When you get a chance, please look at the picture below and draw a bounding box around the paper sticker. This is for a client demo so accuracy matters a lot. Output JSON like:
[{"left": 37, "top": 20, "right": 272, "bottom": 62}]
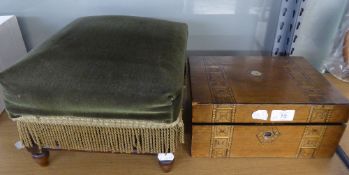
[
  {"left": 270, "top": 110, "right": 295, "bottom": 121},
  {"left": 252, "top": 110, "right": 269, "bottom": 120},
  {"left": 157, "top": 153, "right": 175, "bottom": 161}
]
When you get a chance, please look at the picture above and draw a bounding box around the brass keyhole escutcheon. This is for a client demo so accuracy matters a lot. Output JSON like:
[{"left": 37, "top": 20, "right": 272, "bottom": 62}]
[
  {"left": 257, "top": 127, "right": 281, "bottom": 144},
  {"left": 263, "top": 131, "right": 273, "bottom": 139}
]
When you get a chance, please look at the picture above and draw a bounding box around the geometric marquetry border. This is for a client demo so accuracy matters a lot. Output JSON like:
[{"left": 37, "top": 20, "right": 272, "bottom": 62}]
[
  {"left": 297, "top": 126, "right": 327, "bottom": 158},
  {"left": 308, "top": 105, "right": 334, "bottom": 123},
  {"left": 212, "top": 104, "right": 236, "bottom": 123},
  {"left": 209, "top": 125, "right": 234, "bottom": 158},
  {"left": 203, "top": 57, "right": 236, "bottom": 104}
]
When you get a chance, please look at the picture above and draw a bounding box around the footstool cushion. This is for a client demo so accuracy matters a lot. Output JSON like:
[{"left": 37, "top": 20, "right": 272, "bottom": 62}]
[{"left": 0, "top": 16, "right": 188, "bottom": 123}]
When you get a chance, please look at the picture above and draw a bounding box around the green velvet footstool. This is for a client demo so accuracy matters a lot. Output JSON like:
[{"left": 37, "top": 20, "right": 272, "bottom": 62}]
[{"left": 0, "top": 16, "right": 188, "bottom": 171}]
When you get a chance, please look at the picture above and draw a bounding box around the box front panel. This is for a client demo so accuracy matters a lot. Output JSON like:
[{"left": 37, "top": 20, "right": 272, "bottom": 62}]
[
  {"left": 191, "top": 125, "right": 345, "bottom": 158},
  {"left": 230, "top": 126, "right": 304, "bottom": 157}
]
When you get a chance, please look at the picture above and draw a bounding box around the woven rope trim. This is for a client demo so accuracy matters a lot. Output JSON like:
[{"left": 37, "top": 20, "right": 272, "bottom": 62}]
[{"left": 14, "top": 112, "right": 184, "bottom": 154}]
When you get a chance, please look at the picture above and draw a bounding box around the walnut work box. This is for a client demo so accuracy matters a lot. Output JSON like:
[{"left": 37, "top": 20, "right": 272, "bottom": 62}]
[{"left": 189, "top": 56, "right": 349, "bottom": 158}]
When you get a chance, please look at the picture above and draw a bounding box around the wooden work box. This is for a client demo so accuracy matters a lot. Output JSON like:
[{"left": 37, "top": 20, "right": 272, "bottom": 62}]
[{"left": 189, "top": 56, "right": 349, "bottom": 158}]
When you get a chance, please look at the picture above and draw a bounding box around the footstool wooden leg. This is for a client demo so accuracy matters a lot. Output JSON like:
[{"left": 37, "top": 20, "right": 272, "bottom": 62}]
[
  {"left": 157, "top": 153, "right": 175, "bottom": 173},
  {"left": 27, "top": 145, "right": 49, "bottom": 167}
]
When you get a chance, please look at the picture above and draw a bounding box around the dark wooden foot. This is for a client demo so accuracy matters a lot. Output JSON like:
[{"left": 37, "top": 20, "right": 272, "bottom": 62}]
[
  {"left": 27, "top": 145, "right": 50, "bottom": 167},
  {"left": 157, "top": 153, "right": 175, "bottom": 173},
  {"left": 31, "top": 149, "right": 49, "bottom": 166}
]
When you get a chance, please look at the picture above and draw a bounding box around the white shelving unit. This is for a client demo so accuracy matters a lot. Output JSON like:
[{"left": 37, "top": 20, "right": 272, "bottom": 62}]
[{"left": 272, "top": 0, "right": 349, "bottom": 70}]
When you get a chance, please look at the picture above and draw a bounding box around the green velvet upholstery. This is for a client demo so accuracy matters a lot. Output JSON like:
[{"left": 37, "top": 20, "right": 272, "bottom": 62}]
[{"left": 0, "top": 16, "right": 188, "bottom": 123}]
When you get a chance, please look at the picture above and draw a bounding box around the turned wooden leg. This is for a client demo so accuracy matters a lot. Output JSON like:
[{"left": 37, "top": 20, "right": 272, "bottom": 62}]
[
  {"left": 157, "top": 153, "right": 175, "bottom": 173},
  {"left": 26, "top": 144, "right": 49, "bottom": 167}
]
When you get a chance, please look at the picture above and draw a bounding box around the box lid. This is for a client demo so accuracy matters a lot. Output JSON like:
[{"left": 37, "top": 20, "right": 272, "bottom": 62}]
[
  {"left": 189, "top": 56, "right": 349, "bottom": 105},
  {"left": 190, "top": 56, "right": 349, "bottom": 124}
]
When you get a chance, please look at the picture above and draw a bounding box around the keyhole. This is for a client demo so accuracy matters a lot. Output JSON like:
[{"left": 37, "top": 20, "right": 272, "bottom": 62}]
[{"left": 264, "top": 131, "right": 273, "bottom": 139}]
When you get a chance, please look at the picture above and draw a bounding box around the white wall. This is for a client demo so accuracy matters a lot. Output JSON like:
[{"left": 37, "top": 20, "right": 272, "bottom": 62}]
[
  {"left": 0, "top": 0, "right": 281, "bottom": 53},
  {"left": 0, "top": 16, "right": 27, "bottom": 112}
]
